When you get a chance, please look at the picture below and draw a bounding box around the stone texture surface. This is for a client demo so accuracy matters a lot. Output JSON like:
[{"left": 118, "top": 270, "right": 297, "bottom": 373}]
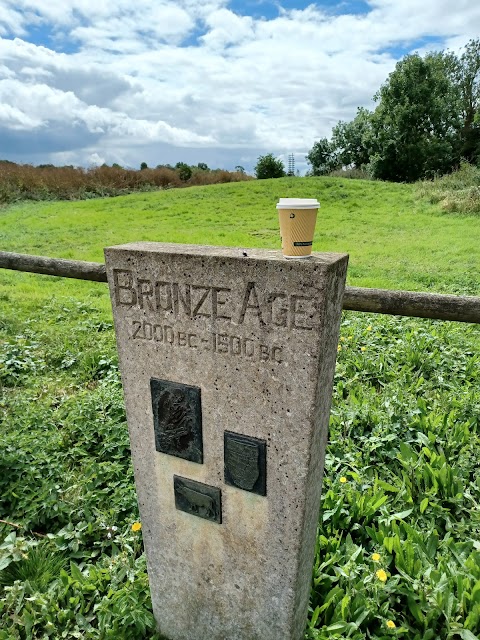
[{"left": 104, "top": 243, "right": 348, "bottom": 640}]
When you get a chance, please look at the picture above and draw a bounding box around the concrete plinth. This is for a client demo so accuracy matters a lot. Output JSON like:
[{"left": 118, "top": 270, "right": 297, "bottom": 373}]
[{"left": 105, "top": 243, "right": 348, "bottom": 640}]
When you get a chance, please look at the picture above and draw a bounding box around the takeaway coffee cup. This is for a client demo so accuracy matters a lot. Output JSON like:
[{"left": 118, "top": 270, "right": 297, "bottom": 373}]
[{"left": 276, "top": 198, "right": 320, "bottom": 258}]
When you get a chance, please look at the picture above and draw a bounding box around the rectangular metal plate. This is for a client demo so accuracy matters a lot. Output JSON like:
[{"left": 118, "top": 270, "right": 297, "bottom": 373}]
[
  {"left": 174, "top": 476, "right": 222, "bottom": 524},
  {"left": 151, "top": 378, "right": 203, "bottom": 463},
  {"left": 224, "top": 431, "right": 267, "bottom": 496}
]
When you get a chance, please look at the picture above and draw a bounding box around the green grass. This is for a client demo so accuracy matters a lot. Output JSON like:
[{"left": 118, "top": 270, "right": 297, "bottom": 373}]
[
  {"left": 1, "top": 177, "right": 479, "bottom": 639},
  {"left": 1, "top": 176, "right": 479, "bottom": 297}
]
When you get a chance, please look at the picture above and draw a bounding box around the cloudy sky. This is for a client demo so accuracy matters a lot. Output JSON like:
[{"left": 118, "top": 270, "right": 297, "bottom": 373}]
[{"left": 0, "top": 1, "right": 479, "bottom": 173}]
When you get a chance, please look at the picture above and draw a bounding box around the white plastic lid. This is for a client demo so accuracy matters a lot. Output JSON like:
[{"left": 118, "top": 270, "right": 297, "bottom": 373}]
[{"left": 276, "top": 198, "right": 320, "bottom": 209}]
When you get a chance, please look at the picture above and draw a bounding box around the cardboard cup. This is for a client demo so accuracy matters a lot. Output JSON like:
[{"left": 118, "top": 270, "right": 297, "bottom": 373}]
[{"left": 276, "top": 198, "right": 320, "bottom": 258}]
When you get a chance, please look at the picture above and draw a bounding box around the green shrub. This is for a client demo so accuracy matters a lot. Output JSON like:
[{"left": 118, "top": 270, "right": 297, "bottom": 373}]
[
  {"left": 254, "top": 153, "right": 285, "bottom": 179},
  {"left": 175, "top": 162, "right": 192, "bottom": 182}
]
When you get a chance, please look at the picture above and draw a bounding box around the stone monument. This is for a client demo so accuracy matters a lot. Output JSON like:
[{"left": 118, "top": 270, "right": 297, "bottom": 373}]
[{"left": 105, "top": 242, "right": 348, "bottom": 640}]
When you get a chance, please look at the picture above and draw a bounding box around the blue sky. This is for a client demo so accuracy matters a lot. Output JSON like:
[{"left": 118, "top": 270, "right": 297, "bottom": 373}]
[
  {"left": 13, "top": 24, "right": 77, "bottom": 54},
  {"left": 0, "top": 1, "right": 479, "bottom": 173},
  {"left": 228, "top": 0, "right": 371, "bottom": 18}
]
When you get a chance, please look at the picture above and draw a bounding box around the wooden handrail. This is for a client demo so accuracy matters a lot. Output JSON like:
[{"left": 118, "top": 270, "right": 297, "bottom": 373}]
[
  {"left": 0, "top": 250, "right": 479, "bottom": 324},
  {"left": 0, "top": 250, "right": 107, "bottom": 282}
]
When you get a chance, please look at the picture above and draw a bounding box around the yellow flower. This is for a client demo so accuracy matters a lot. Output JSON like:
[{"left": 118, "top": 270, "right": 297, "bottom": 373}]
[
  {"left": 337, "top": 345, "right": 342, "bottom": 352},
  {"left": 386, "top": 620, "right": 396, "bottom": 629},
  {"left": 340, "top": 336, "right": 346, "bottom": 342},
  {"left": 348, "top": 335, "right": 353, "bottom": 340},
  {"left": 376, "top": 569, "right": 388, "bottom": 582},
  {"left": 372, "top": 553, "right": 381, "bottom": 562},
  {"left": 361, "top": 346, "right": 366, "bottom": 352},
  {"left": 367, "top": 325, "right": 372, "bottom": 331},
  {"left": 340, "top": 476, "right": 347, "bottom": 483},
  {"left": 131, "top": 522, "right": 142, "bottom": 532}
]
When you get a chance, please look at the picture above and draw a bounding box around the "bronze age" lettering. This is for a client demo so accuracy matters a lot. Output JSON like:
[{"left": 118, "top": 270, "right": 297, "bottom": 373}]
[{"left": 113, "top": 269, "right": 317, "bottom": 330}]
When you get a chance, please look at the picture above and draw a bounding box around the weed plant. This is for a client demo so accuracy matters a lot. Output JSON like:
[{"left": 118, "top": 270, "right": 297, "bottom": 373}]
[
  {"left": 417, "top": 163, "right": 480, "bottom": 215},
  {"left": 0, "top": 295, "right": 479, "bottom": 639}
]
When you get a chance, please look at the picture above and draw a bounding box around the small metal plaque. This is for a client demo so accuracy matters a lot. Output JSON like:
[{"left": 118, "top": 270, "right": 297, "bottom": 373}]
[
  {"left": 174, "top": 476, "right": 222, "bottom": 524},
  {"left": 150, "top": 379, "right": 203, "bottom": 463},
  {"left": 224, "top": 431, "right": 267, "bottom": 496}
]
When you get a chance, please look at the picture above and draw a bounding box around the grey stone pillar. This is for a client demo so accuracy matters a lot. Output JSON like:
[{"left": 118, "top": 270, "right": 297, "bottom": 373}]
[{"left": 105, "top": 243, "right": 348, "bottom": 640}]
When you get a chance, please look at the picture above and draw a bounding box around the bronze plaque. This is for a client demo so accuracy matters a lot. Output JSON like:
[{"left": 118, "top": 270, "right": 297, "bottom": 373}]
[
  {"left": 151, "top": 379, "right": 203, "bottom": 463},
  {"left": 224, "top": 431, "right": 267, "bottom": 496},
  {"left": 174, "top": 476, "right": 222, "bottom": 524}
]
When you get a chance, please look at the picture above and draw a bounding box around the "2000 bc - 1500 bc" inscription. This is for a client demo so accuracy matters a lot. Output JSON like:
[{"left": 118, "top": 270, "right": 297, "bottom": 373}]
[
  {"left": 113, "top": 269, "right": 318, "bottom": 331},
  {"left": 133, "top": 321, "right": 284, "bottom": 363}
]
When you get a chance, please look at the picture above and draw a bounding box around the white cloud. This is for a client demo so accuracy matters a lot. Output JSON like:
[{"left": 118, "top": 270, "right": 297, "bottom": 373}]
[
  {"left": 70, "top": 5, "right": 195, "bottom": 51},
  {"left": 88, "top": 152, "right": 105, "bottom": 165},
  {"left": 0, "top": 102, "right": 41, "bottom": 129},
  {"left": 0, "top": 5, "right": 28, "bottom": 36},
  {"left": 201, "top": 9, "right": 254, "bottom": 48},
  {"left": 0, "top": 1, "right": 479, "bottom": 170},
  {"left": 0, "top": 75, "right": 214, "bottom": 146}
]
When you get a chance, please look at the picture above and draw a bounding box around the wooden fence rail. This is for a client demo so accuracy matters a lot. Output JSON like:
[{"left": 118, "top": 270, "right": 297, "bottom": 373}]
[{"left": 1, "top": 250, "right": 479, "bottom": 324}]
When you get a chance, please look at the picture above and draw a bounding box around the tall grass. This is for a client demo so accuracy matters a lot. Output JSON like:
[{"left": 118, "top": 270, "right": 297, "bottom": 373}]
[
  {"left": 0, "top": 161, "right": 252, "bottom": 204},
  {"left": 328, "top": 167, "right": 372, "bottom": 180},
  {"left": 417, "top": 162, "right": 480, "bottom": 214}
]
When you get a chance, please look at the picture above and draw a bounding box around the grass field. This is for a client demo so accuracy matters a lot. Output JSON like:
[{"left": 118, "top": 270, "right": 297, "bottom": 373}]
[
  {"left": 1, "top": 176, "right": 479, "bottom": 297},
  {"left": 1, "top": 176, "right": 480, "bottom": 639}
]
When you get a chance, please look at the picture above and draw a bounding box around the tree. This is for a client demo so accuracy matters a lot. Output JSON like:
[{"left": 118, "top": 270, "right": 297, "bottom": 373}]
[
  {"left": 331, "top": 108, "right": 374, "bottom": 169},
  {"left": 175, "top": 162, "right": 192, "bottom": 181},
  {"left": 454, "top": 39, "right": 480, "bottom": 164},
  {"left": 254, "top": 154, "right": 285, "bottom": 179},
  {"left": 197, "top": 162, "right": 209, "bottom": 171},
  {"left": 235, "top": 165, "right": 245, "bottom": 173},
  {"left": 140, "top": 162, "right": 148, "bottom": 170},
  {"left": 306, "top": 138, "right": 340, "bottom": 176},
  {"left": 306, "top": 39, "right": 480, "bottom": 182},
  {"left": 369, "top": 52, "right": 462, "bottom": 181}
]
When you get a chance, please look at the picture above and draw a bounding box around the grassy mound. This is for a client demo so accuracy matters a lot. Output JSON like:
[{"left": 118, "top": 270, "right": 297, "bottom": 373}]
[{"left": 1, "top": 176, "right": 479, "bottom": 294}]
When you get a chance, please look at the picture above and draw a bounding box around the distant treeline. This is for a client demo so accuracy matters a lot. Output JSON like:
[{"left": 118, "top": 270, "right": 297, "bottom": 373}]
[
  {"left": 0, "top": 160, "right": 252, "bottom": 204},
  {"left": 307, "top": 39, "right": 480, "bottom": 183}
]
